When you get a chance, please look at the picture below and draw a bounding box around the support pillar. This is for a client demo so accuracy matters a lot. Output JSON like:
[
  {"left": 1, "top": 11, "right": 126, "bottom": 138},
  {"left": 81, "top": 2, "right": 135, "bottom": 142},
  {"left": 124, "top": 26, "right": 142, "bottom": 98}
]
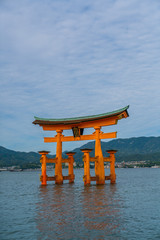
[
  {"left": 94, "top": 127, "right": 105, "bottom": 184},
  {"left": 107, "top": 150, "right": 117, "bottom": 184},
  {"left": 81, "top": 149, "right": 92, "bottom": 186},
  {"left": 66, "top": 152, "right": 75, "bottom": 183},
  {"left": 39, "top": 151, "right": 50, "bottom": 186},
  {"left": 55, "top": 130, "right": 63, "bottom": 184}
]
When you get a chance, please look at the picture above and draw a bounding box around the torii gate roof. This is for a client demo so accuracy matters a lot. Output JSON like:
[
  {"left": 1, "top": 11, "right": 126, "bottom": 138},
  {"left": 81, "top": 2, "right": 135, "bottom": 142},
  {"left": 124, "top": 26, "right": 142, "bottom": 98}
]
[{"left": 33, "top": 105, "right": 129, "bottom": 128}]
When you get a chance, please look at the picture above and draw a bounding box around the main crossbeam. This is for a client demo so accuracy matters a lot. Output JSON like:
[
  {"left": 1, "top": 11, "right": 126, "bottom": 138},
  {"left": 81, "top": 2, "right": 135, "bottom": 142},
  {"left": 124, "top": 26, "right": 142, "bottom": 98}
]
[{"left": 44, "top": 131, "right": 117, "bottom": 142}]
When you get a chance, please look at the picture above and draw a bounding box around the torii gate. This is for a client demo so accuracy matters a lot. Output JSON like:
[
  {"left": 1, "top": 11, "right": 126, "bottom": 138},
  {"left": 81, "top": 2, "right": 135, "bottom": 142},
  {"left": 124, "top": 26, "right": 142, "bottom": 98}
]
[{"left": 33, "top": 106, "right": 129, "bottom": 185}]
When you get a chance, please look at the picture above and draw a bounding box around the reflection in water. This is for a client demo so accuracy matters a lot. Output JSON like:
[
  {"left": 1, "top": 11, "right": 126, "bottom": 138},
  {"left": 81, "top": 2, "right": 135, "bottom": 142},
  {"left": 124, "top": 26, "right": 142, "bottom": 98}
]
[
  {"left": 1, "top": 169, "right": 160, "bottom": 240},
  {"left": 81, "top": 185, "right": 121, "bottom": 240},
  {"left": 36, "top": 181, "right": 123, "bottom": 240}
]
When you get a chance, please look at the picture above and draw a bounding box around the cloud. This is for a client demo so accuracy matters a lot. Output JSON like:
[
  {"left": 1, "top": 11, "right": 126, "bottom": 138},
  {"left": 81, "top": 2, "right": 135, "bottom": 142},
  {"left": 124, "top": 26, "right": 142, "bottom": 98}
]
[{"left": 0, "top": 0, "right": 160, "bottom": 152}]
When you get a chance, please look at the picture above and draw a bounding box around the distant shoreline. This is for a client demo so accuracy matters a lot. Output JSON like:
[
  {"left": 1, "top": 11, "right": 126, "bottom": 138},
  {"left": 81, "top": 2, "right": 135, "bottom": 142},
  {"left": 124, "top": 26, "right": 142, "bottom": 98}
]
[{"left": 1, "top": 165, "right": 160, "bottom": 172}]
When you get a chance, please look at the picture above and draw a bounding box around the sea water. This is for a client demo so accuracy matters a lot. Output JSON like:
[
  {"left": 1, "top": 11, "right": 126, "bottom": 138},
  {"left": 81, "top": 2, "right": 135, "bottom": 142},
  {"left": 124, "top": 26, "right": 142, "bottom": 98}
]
[{"left": 0, "top": 168, "right": 160, "bottom": 240}]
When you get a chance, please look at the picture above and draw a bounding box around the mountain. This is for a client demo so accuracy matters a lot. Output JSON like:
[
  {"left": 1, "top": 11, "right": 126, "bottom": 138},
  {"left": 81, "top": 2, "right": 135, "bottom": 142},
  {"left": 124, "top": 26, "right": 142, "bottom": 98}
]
[
  {"left": 0, "top": 146, "right": 40, "bottom": 167},
  {"left": 0, "top": 137, "right": 160, "bottom": 167},
  {"left": 72, "top": 136, "right": 160, "bottom": 162}
]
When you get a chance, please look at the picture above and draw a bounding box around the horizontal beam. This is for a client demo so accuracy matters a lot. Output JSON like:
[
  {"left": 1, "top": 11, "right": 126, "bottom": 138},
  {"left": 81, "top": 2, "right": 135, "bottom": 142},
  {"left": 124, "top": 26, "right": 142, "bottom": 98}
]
[
  {"left": 105, "top": 176, "right": 111, "bottom": 180},
  {"left": 44, "top": 131, "right": 117, "bottom": 143},
  {"left": 100, "top": 132, "right": 117, "bottom": 139},
  {"left": 46, "top": 176, "right": 73, "bottom": 181},
  {"left": 62, "top": 159, "right": 71, "bottom": 163},
  {"left": 46, "top": 158, "right": 57, "bottom": 163},
  {"left": 46, "top": 175, "right": 111, "bottom": 181},
  {"left": 46, "top": 176, "right": 56, "bottom": 181},
  {"left": 44, "top": 158, "right": 71, "bottom": 163},
  {"left": 103, "top": 157, "right": 111, "bottom": 162},
  {"left": 90, "top": 176, "right": 97, "bottom": 181},
  {"left": 63, "top": 176, "right": 71, "bottom": 180},
  {"left": 89, "top": 157, "right": 98, "bottom": 162},
  {"left": 42, "top": 117, "right": 118, "bottom": 131},
  {"left": 90, "top": 176, "right": 110, "bottom": 181}
]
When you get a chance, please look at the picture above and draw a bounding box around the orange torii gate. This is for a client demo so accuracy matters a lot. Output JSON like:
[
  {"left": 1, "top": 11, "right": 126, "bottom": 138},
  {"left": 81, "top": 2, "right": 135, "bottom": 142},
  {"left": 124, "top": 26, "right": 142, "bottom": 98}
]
[{"left": 33, "top": 106, "right": 129, "bottom": 185}]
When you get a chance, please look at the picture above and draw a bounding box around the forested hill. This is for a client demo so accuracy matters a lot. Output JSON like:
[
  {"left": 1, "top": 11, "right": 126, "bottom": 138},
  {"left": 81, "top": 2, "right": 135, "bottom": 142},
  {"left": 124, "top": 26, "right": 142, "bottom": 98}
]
[
  {"left": 0, "top": 146, "right": 40, "bottom": 167},
  {"left": 0, "top": 136, "right": 160, "bottom": 167},
  {"left": 72, "top": 136, "right": 160, "bottom": 162}
]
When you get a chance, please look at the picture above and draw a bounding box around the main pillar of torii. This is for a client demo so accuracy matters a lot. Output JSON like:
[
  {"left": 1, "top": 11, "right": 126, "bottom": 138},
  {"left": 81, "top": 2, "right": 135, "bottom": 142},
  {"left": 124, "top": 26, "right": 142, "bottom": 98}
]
[{"left": 33, "top": 106, "right": 129, "bottom": 185}]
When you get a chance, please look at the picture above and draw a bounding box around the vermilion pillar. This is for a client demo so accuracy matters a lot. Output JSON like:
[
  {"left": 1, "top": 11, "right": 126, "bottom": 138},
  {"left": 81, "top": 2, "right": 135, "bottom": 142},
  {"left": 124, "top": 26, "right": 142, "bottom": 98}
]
[
  {"left": 39, "top": 151, "right": 50, "bottom": 186},
  {"left": 55, "top": 130, "right": 63, "bottom": 184},
  {"left": 66, "top": 152, "right": 75, "bottom": 183},
  {"left": 107, "top": 150, "right": 117, "bottom": 184},
  {"left": 81, "top": 149, "right": 92, "bottom": 186},
  {"left": 94, "top": 127, "right": 105, "bottom": 184}
]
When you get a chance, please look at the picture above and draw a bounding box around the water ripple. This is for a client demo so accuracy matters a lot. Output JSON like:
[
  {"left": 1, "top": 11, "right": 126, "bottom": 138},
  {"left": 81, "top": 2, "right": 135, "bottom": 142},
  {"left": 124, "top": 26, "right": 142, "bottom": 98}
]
[{"left": 1, "top": 169, "right": 160, "bottom": 240}]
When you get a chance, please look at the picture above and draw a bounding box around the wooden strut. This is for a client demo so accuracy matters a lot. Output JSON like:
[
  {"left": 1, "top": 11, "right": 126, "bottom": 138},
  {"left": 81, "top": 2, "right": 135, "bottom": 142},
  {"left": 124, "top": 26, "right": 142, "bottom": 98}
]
[
  {"left": 41, "top": 129, "right": 118, "bottom": 186},
  {"left": 39, "top": 149, "right": 117, "bottom": 186},
  {"left": 81, "top": 147, "right": 117, "bottom": 186},
  {"left": 39, "top": 150, "right": 76, "bottom": 185},
  {"left": 44, "top": 131, "right": 117, "bottom": 142}
]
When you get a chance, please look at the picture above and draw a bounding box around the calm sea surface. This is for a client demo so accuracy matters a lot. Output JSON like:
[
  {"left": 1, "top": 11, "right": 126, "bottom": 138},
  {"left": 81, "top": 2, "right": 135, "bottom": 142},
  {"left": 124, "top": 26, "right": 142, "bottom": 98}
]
[{"left": 0, "top": 168, "right": 160, "bottom": 240}]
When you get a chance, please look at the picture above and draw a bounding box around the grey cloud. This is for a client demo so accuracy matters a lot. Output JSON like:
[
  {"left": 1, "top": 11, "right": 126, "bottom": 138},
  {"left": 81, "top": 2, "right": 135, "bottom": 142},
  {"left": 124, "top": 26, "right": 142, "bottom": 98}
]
[{"left": 0, "top": 0, "right": 160, "bottom": 152}]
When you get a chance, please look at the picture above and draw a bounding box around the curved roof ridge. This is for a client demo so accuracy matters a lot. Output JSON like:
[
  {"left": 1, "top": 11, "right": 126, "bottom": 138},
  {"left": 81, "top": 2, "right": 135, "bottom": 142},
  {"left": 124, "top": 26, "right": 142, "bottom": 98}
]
[{"left": 33, "top": 105, "right": 129, "bottom": 123}]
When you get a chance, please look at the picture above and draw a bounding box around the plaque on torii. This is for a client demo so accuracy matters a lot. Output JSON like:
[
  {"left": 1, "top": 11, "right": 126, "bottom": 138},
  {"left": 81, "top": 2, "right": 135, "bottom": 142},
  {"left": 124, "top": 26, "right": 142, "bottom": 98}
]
[{"left": 33, "top": 106, "right": 129, "bottom": 185}]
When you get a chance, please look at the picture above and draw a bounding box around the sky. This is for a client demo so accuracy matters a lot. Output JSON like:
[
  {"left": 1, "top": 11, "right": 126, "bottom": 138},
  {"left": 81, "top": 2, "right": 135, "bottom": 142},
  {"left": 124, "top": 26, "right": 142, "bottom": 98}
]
[{"left": 0, "top": 0, "right": 160, "bottom": 154}]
